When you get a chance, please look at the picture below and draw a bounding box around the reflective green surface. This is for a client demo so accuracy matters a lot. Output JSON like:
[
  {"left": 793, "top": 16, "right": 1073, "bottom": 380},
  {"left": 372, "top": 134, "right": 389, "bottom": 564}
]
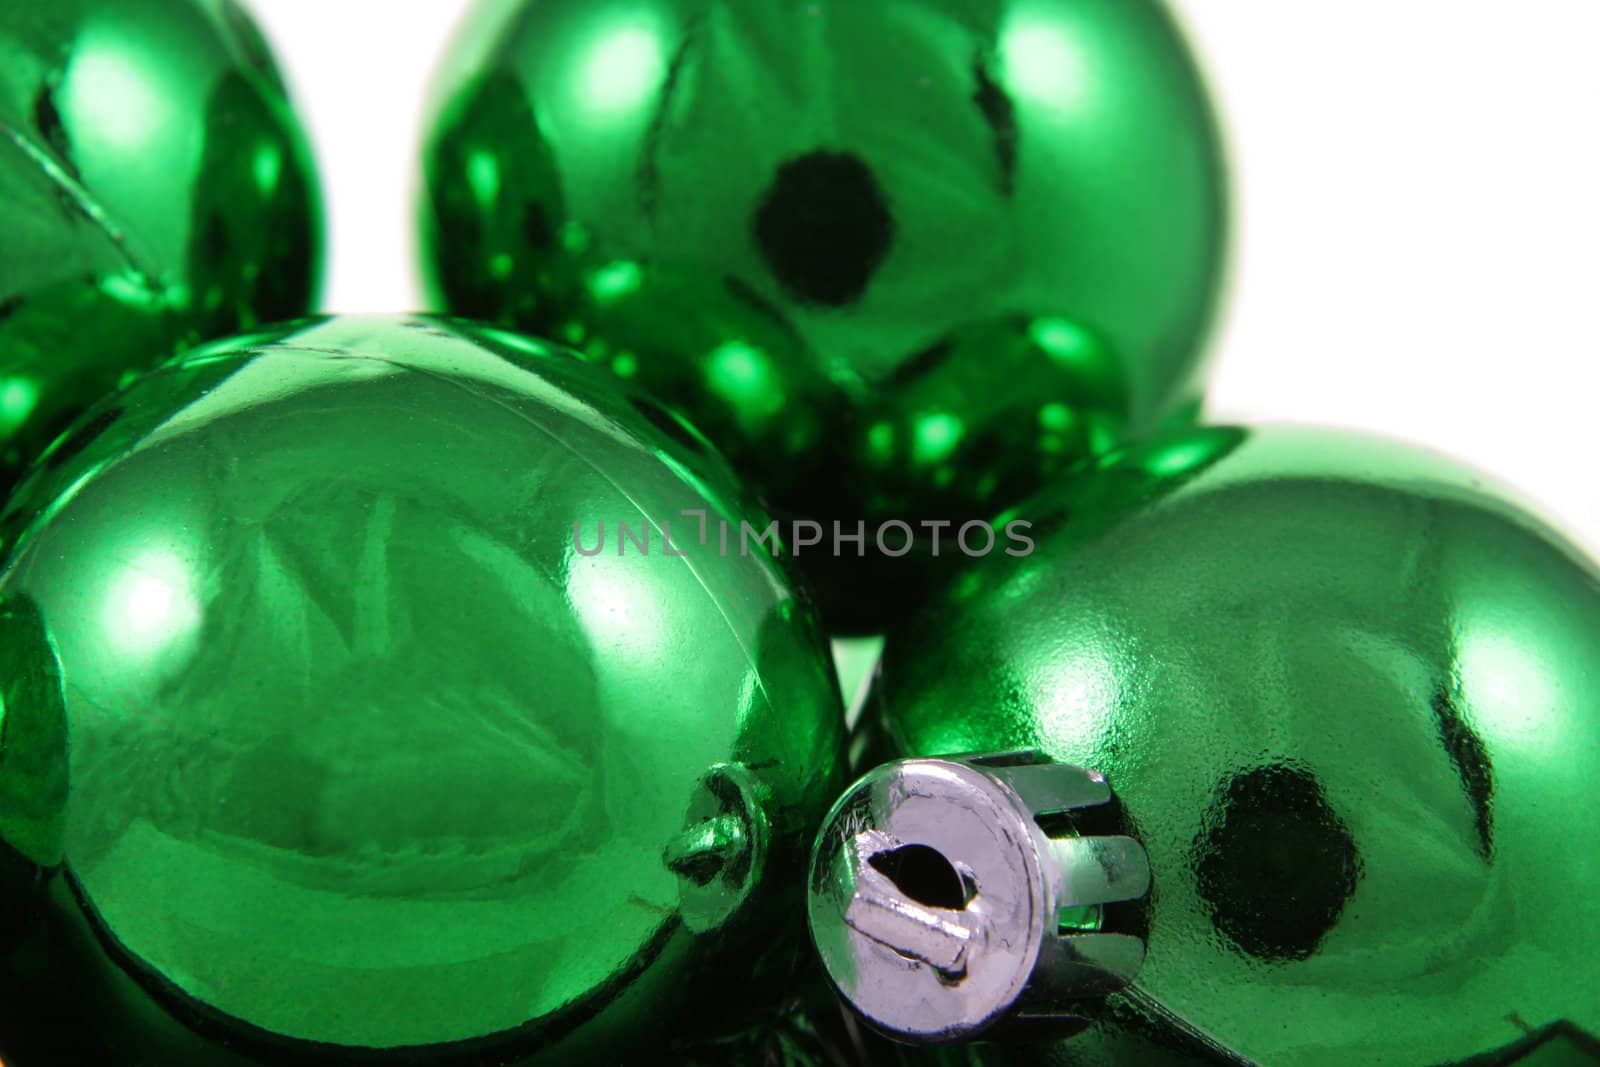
[
  {"left": 867, "top": 426, "right": 1600, "bottom": 1066},
  {"left": 419, "top": 0, "right": 1228, "bottom": 628},
  {"left": 0, "top": 315, "right": 846, "bottom": 1064},
  {"left": 0, "top": 0, "right": 322, "bottom": 492}
]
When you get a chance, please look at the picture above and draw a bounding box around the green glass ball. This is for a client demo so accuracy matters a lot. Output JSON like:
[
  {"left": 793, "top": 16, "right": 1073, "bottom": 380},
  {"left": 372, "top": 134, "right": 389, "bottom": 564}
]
[
  {"left": 0, "top": 316, "right": 845, "bottom": 1064},
  {"left": 418, "top": 0, "right": 1228, "bottom": 629},
  {"left": 868, "top": 426, "right": 1600, "bottom": 1065},
  {"left": 0, "top": 0, "right": 322, "bottom": 492}
]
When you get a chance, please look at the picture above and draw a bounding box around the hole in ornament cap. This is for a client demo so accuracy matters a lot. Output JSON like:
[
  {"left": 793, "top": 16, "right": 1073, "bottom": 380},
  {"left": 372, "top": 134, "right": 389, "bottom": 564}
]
[{"left": 869, "top": 844, "right": 972, "bottom": 911}]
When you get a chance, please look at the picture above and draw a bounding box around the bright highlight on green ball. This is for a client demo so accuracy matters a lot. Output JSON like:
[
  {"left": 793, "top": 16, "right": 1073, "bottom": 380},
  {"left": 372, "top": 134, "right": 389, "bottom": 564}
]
[
  {"left": 870, "top": 426, "right": 1600, "bottom": 1067},
  {"left": 0, "top": 0, "right": 323, "bottom": 492},
  {"left": 0, "top": 315, "right": 845, "bottom": 1065},
  {"left": 419, "top": 0, "right": 1229, "bottom": 628}
]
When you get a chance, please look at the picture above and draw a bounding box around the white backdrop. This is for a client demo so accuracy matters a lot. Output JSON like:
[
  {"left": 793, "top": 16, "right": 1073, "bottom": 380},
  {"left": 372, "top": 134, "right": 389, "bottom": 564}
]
[{"left": 250, "top": 1, "right": 1600, "bottom": 549}]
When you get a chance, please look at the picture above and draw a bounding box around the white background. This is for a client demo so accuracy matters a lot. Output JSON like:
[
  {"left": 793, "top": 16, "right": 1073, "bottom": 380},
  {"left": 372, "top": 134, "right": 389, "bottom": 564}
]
[{"left": 251, "top": 1, "right": 1600, "bottom": 548}]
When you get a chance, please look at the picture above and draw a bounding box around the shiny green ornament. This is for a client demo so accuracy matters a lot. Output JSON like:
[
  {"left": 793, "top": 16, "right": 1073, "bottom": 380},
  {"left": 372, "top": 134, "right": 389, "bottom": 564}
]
[
  {"left": 860, "top": 426, "right": 1600, "bottom": 1065},
  {"left": 0, "top": 0, "right": 322, "bottom": 491},
  {"left": 0, "top": 315, "right": 845, "bottom": 1064},
  {"left": 418, "top": 0, "right": 1228, "bottom": 628}
]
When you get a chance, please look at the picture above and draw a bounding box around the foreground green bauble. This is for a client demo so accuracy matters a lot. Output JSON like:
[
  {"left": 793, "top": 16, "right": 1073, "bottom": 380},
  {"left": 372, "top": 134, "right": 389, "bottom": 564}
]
[
  {"left": 867, "top": 426, "right": 1600, "bottom": 1066},
  {"left": 0, "top": 316, "right": 845, "bottom": 1065},
  {"left": 419, "top": 0, "right": 1227, "bottom": 628},
  {"left": 0, "top": 0, "right": 322, "bottom": 491}
]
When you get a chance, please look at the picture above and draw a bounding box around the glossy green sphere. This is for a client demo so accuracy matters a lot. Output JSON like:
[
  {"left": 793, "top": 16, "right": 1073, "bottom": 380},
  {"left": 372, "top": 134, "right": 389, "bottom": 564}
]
[
  {"left": 0, "top": 0, "right": 322, "bottom": 492},
  {"left": 419, "top": 0, "right": 1228, "bottom": 628},
  {"left": 0, "top": 316, "right": 845, "bottom": 1065},
  {"left": 868, "top": 426, "right": 1600, "bottom": 1066}
]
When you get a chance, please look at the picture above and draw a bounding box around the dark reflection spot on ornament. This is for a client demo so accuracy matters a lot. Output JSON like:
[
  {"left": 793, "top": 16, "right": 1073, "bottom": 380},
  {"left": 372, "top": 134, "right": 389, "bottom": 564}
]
[
  {"left": 1431, "top": 688, "right": 1495, "bottom": 860},
  {"left": 754, "top": 151, "right": 893, "bottom": 308},
  {"left": 1192, "top": 763, "right": 1361, "bottom": 962},
  {"left": 870, "top": 844, "right": 971, "bottom": 911},
  {"left": 522, "top": 203, "right": 555, "bottom": 251},
  {"left": 0, "top": 293, "right": 23, "bottom": 324},
  {"left": 972, "top": 60, "right": 1019, "bottom": 195}
]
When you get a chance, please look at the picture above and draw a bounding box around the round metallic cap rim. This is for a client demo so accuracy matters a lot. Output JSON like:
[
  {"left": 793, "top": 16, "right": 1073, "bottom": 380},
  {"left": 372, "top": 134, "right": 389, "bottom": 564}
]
[{"left": 806, "top": 757, "right": 1052, "bottom": 1043}]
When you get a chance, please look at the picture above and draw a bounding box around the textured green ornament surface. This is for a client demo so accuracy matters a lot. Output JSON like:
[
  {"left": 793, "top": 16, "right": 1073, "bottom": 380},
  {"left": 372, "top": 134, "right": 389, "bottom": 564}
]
[
  {"left": 0, "top": 0, "right": 321, "bottom": 491},
  {"left": 868, "top": 426, "right": 1600, "bottom": 1066},
  {"left": 419, "top": 0, "right": 1227, "bottom": 626},
  {"left": 0, "top": 315, "right": 845, "bottom": 1064}
]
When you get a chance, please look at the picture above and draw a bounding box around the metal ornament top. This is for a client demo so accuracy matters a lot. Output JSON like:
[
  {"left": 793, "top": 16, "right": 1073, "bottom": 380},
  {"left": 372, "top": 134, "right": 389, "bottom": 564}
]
[{"left": 807, "top": 752, "right": 1150, "bottom": 1045}]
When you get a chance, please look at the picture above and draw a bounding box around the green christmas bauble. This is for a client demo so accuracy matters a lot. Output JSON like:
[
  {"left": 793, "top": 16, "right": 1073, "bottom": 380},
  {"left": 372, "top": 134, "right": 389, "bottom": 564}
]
[
  {"left": 418, "top": 0, "right": 1228, "bottom": 629},
  {"left": 865, "top": 426, "right": 1600, "bottom": 1065},
  {"left": 0, "top": 0, "right": 322, "bottom": 492},
  {"left": 0, "top": 315, "right": 845, "bottom": 1064}
]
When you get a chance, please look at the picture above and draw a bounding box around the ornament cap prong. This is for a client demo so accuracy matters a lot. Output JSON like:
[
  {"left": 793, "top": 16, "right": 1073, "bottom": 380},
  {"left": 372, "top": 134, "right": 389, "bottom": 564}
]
[{"left": 666, "top": 762, "right": 769, "bottom": 934}]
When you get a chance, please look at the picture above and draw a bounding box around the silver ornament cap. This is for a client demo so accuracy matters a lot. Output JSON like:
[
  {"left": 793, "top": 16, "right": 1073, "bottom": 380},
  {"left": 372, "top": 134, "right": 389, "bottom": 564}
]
[{"left": 806, "top": 751, "right": 1150, "bottom": 1045}]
